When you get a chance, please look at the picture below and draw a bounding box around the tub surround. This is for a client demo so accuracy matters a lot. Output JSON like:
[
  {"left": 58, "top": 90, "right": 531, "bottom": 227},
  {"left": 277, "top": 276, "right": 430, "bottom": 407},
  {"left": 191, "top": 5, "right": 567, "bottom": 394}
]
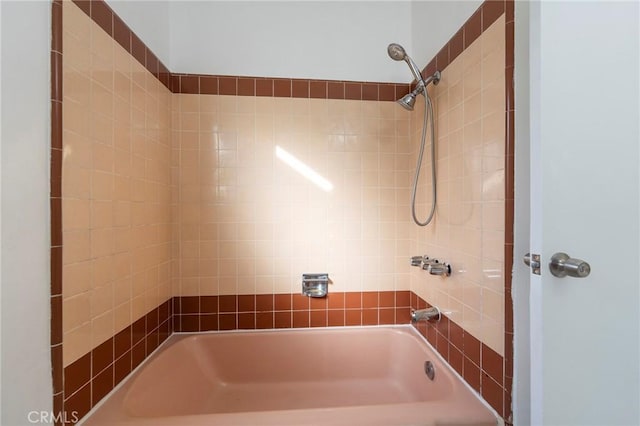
[
  {"left": 54, "top": 0, "right": 514, "bottom": 423},
  {"left": 411, "top": 0, "right": 515, "bottom": 420}
]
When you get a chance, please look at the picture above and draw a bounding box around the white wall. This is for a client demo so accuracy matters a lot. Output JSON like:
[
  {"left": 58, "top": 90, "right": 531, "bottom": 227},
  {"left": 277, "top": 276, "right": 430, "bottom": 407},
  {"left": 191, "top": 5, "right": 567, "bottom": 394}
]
[
  {"left": 410, "top": 0, "right": 483, "bottom": 70},
  {"left": 513, "top": 1, "right": 530, "bottom": 424},
  {"left": 105, "top": 1, "right": 481, "bottom": 83},
  {"left": 105, "top": 0, "right": 171, "bottom": 67},
  {"left": 1, "top": 1, "right": 53, "bottom": 424},
  {"left": 169, "top": 1, "right": 413, "bottom": 82}
]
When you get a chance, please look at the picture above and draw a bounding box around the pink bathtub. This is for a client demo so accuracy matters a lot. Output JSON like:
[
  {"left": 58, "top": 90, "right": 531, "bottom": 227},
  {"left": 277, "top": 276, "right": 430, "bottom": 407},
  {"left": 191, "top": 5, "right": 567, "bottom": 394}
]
[{"left": 84, "top": 326, "right": 497, "bottom": 425}]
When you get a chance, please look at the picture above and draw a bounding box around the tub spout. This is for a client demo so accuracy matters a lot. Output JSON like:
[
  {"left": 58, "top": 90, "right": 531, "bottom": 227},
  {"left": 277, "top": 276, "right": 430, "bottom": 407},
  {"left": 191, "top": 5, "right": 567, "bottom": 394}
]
[{"left": 411, "top": 307, "right": 441, "bottom": 323}]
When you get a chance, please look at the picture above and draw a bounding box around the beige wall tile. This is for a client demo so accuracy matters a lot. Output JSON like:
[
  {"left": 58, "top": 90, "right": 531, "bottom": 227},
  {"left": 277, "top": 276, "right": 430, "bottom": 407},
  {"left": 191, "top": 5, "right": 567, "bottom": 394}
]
[
  {"left": 173, "top": 91, "right": 412, "bottom": 299},
  {"left": 90, "top": 284, "right": 113, "bottom": 318},
  {"left": 63, "top": 199, "right": 91, "bottom": 230},
  {"left": 62, "top": 2, "right": 171, "bottom": 367},
  {"left": 411, "top": 17, "right": 506, "bottom": 356},
  {"left": 63, "top": 323, "right": 91, "bottom": 368},
  {"left": 91, "top": 311, "right": 114, "bottom": 347},
  {"left": 63, "top": 293, "right": 90, "bottom": 333},
  {"left": 63, "top": 261, "right": 92, "bottom": 299}
]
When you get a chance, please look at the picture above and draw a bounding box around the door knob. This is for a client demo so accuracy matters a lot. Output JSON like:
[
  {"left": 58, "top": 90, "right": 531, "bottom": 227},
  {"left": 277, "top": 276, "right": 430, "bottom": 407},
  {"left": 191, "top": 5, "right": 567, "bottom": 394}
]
[{"left": 549, "top": 252, "right": 591, "bottom": 278}]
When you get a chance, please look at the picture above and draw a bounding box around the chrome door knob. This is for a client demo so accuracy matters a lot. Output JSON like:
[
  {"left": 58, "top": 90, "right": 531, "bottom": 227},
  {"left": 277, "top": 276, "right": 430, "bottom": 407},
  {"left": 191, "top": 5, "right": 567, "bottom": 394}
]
[{"left": 549, "top": 252, "right": 591, "bottom": 278}]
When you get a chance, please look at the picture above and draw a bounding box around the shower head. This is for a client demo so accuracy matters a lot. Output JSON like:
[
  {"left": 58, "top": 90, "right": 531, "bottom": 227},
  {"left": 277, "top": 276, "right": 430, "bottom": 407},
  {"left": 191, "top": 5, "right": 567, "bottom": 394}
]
[
  {"left": 397, "top": 88, "right": 420, "bottom": 111},
  {"left": 397, "top": 92, "right": 417, "bottom": 111},
  {"left": 387, "top": 43, "right": 407, "bottom": 61},
  {"left": 387, "top": 43, "right": 442, "bottom": 112},
  {"left": 386, "top": 43, "right": 425, "bottom": 87}
]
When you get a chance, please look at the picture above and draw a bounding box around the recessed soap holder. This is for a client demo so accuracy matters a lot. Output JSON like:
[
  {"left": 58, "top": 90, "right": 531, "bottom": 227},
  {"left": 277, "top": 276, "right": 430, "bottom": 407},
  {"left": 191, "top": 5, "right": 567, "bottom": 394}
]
[{"left": 302, "top": 273, "right": 329, "bottom": 298}]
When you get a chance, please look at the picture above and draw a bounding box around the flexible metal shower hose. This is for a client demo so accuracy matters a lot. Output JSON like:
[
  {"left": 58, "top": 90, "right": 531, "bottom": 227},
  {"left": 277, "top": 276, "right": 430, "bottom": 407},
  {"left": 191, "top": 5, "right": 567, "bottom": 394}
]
[{"left": 411, "top": 93, "right": 437, "bottom": 226}]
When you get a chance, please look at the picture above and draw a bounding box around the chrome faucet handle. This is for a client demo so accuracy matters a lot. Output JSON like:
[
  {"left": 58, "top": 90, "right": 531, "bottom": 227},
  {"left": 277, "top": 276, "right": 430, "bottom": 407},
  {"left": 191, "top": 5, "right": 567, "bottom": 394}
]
[
  {"left": 411, "top": 256, "right": 423, "bottom": 267},
  {"left": 428, "top": 262, "right": 451, "bottom": 276},
  {"left": 421, "top": 257, "right": 437, "bottom": 270}
]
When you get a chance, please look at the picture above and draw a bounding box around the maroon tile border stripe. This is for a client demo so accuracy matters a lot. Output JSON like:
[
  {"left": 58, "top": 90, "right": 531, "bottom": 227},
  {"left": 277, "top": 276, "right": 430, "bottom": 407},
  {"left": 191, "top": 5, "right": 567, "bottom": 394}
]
[
  {"left": 63, "top": 301, "right": 173, "bottom": 421},
  {"left": 172, "top": 291, "right": 412, "bottom": 332},
  {"left": 504, "top": 3, "right": 515, "bottom": 422},
  {"left": 50, "top": 1, "right": 64, "bottom": 425},
  {"left": 417, "top": 0, "right": 514, "bottom": 423},
  {"left": 170, "top": 73, "right": 411, "bottom": 101}
]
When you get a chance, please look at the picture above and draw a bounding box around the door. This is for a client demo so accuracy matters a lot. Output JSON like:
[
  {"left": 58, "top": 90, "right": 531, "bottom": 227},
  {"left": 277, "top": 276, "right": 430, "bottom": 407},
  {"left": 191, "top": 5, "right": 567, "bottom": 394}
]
[{"left": 526, "top": 2, "right": 640, "bottom": 425}]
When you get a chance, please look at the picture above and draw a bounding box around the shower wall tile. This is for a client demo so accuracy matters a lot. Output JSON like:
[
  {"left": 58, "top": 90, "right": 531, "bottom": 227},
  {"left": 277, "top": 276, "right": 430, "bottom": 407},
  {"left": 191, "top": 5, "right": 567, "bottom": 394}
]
[
  {"left": 411, "top": 12, "right": 506, "bottom": 355},
  {"left": 62, "top": 0, "right": 172, "bottom": 369},
  {"left": 172, "top": 94, "right": 413, "bottom": 298},
  {"left": 412, "top": 5, "right": 513, "bottom": 420}
]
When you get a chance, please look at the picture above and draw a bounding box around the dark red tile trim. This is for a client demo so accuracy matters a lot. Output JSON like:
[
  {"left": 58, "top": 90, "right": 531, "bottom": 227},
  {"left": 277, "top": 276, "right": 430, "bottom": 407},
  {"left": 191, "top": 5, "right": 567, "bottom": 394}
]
[
  {"left": 171, "top": 73, "right": 410, "bottom": 101},
  {"left": 504, "top": 1, "right": 515, "bottom": 418},
  {"left": 50, "top": 1, "right": 64, "bottom": 424},
  {"left": 63, "top": 300, "right": 172, "bottom": 415},
  {"left": 64, "top": 383, "right": 90, "bottom": 422},
  {"left": 173, "top": 291, "right": 412, "bottom": 332}
]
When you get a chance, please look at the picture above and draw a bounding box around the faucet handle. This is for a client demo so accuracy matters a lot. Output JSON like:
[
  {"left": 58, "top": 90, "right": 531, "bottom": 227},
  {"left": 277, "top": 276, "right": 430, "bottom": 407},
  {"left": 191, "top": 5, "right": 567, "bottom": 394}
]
[
  {"left": 429, "top": 262, "right": 451, "bottom": 276},
  {"left": 422, "top": 257, "right": 439, "bottom": 271}
]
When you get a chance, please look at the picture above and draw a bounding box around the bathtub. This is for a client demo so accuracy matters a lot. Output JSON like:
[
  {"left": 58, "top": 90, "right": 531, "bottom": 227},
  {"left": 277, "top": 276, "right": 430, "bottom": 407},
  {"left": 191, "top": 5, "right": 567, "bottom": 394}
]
[{"left": 83, "top": 326, "right": 498, "bottom": 425}]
